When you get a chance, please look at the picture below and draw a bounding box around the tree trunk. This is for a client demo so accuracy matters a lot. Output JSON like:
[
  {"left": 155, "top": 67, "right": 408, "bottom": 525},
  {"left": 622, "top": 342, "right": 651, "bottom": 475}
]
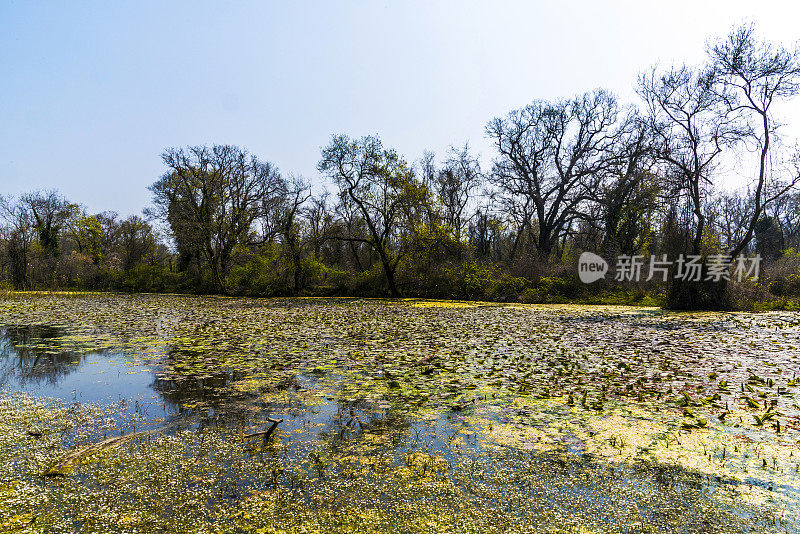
[
  {"left": 375, "top": 246, "right": 400, "bottom": 297},
  {"left": 383, "top": 262, "right": 400, "bottom": 298},
  {"left": 666, "top": 264, "right": 732, "bottom": 311}
]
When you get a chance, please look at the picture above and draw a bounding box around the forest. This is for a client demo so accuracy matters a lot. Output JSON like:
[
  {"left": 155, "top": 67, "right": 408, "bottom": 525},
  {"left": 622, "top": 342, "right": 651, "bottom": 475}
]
[{"left": 2, "top": 25, "right": 800, "bottom": 310}]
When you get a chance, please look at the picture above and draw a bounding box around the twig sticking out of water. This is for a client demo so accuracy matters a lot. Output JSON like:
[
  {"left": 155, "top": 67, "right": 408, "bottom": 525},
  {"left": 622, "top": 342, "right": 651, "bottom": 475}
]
[{"left": 243, "top": 417, "right": 283, "bottom": 443}]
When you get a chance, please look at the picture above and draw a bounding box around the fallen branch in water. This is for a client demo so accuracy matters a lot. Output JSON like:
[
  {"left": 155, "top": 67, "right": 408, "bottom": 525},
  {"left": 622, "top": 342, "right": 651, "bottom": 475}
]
[
  {"left": 243, "top": 417, "right": 283, "bottom": 442},
  {"left": 45, "top": 423, "right": 178, "bottom": 477},
  {"left": 45, "top": 434, "right": 134, "bottom": 477}
]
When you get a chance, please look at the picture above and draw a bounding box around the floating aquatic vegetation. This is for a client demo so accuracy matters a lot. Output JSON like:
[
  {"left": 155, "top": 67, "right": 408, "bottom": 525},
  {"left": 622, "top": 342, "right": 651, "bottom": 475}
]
[{"left": 1, "top": 293, "right": 799, "bottom": 532}]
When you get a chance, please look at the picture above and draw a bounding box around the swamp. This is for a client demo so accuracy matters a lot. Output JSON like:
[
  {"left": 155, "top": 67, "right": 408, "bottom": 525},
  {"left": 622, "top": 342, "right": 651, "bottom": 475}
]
[
  {"left": 1, "top": 292, "right": 799, "bottom": 533},
  {"left": 4, "top": 3, "right": 800, "bottom": 532}
]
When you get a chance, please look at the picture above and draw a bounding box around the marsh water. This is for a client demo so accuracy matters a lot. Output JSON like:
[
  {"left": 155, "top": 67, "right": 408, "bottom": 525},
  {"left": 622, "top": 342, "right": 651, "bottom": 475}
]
[
  {"left": 0, "top": 325, "right": 164, "bottom": 418},
  {"left": 1, "top": 294, "right": 799, "bottom": 533}
]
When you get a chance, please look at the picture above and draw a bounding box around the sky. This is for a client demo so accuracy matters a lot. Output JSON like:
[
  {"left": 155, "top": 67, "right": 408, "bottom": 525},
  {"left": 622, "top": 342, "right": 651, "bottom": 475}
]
[{"left": 2, "top": 0, "right": 799, "bottom": 217}]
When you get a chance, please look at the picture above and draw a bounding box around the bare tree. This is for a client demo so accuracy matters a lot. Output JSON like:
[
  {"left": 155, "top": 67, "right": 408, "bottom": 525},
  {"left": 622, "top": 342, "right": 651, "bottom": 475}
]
[
  {"left": 433, "top": 144, "right": 483, "bottom": 242},
  {"left": 275, "top": 176, "right": 312, "bottom": 293},
  {"left": 639, "top": 66, "right": 743, "bottom": 255},
  {"left": 710, "top": 24, "right": 800, "bottom": 259},
  {"left": 331, "top": 191, "right": 371, "bottom": 272},
  {"left": 768, "top": 185, "right": 800, "bottom": 249},
  {"left": 304, "top": 192, "right": 333, "bottom": 261},
  {"left": 487, "top": 89, "right": 624, "bottom": 261},
  {"left": 707, "top": 190, "right": 752, "bottom": 251},
  {"left": 118, "top": 215, "right": 159, "bottom": 272},
  {"left": 589, "top": 114, "right": 660, "bottom": 258},
  {"left": 0, "top": 195, "right": 34, "bottom": 288},
  {"left": 318, "top": 134, "right": 425, "bottom": 297}
]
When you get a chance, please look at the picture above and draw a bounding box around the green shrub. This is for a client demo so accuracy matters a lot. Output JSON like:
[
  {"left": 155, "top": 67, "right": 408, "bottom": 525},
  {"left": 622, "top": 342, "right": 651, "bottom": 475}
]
[
  {"left": 520, "top": 275, "right": 586, "bottom": 303},
  {"left": 120, "top": 264, "right": 167, "bottom": 293},
  {"left": 227, "top": 249, "right": 292, "bottom": 296}
]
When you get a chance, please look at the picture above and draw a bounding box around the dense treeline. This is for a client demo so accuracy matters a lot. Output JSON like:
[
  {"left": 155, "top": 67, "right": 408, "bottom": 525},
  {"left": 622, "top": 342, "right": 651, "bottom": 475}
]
[{"left": 2, "top": 25, "right": 800, "bottom": 309}]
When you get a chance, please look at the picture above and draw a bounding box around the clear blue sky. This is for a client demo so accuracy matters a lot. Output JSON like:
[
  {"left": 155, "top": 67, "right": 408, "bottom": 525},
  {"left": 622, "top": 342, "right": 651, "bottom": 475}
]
[{"left": 2, "top": 0, "right": 799, "bottom": 217}]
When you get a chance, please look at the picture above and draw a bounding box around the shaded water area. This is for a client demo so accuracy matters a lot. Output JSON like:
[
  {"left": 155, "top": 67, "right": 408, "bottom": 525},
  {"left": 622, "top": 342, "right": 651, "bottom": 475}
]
[
  {"left": 0, "top": 323, "right": 442, "bottom": 446},
  {"left": 0, "top": 294, "right": 799, "bottom": 533},
  {"left": 0, "top": 325, "right": 166, "bottom": 421}
]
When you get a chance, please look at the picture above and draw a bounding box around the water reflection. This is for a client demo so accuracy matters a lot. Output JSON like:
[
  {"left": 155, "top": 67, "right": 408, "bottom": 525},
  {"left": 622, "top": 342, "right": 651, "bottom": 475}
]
[
  {"left": 0, "top": 325, "right": 82, "bottom": 387},
  {"left": 0, "top": 325, "right": 179, "bottom": 427},
  {"left": 0, "top": 324, "right": 793, "bottom": 531},
  {"left": 0, "top": 325, "right": 407, "bottom": 445}
]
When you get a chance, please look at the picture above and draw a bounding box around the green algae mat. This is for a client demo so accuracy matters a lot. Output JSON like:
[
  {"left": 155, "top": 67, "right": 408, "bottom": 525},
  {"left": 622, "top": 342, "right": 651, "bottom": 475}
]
[{"left": 1, "top": 293, "right": 799, "bottom": 533}]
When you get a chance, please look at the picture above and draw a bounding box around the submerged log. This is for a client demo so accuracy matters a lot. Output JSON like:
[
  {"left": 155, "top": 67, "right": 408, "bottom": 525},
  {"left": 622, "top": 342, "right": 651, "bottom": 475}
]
[
  {"left": 242, "top": 417, "right": 283, "bottom": 442},
  {"left": 45, "top": 424, "right": 177, "bottom": 477},
  {"left": 45, "top": 435, "right": 133, "bottom": 476}
]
